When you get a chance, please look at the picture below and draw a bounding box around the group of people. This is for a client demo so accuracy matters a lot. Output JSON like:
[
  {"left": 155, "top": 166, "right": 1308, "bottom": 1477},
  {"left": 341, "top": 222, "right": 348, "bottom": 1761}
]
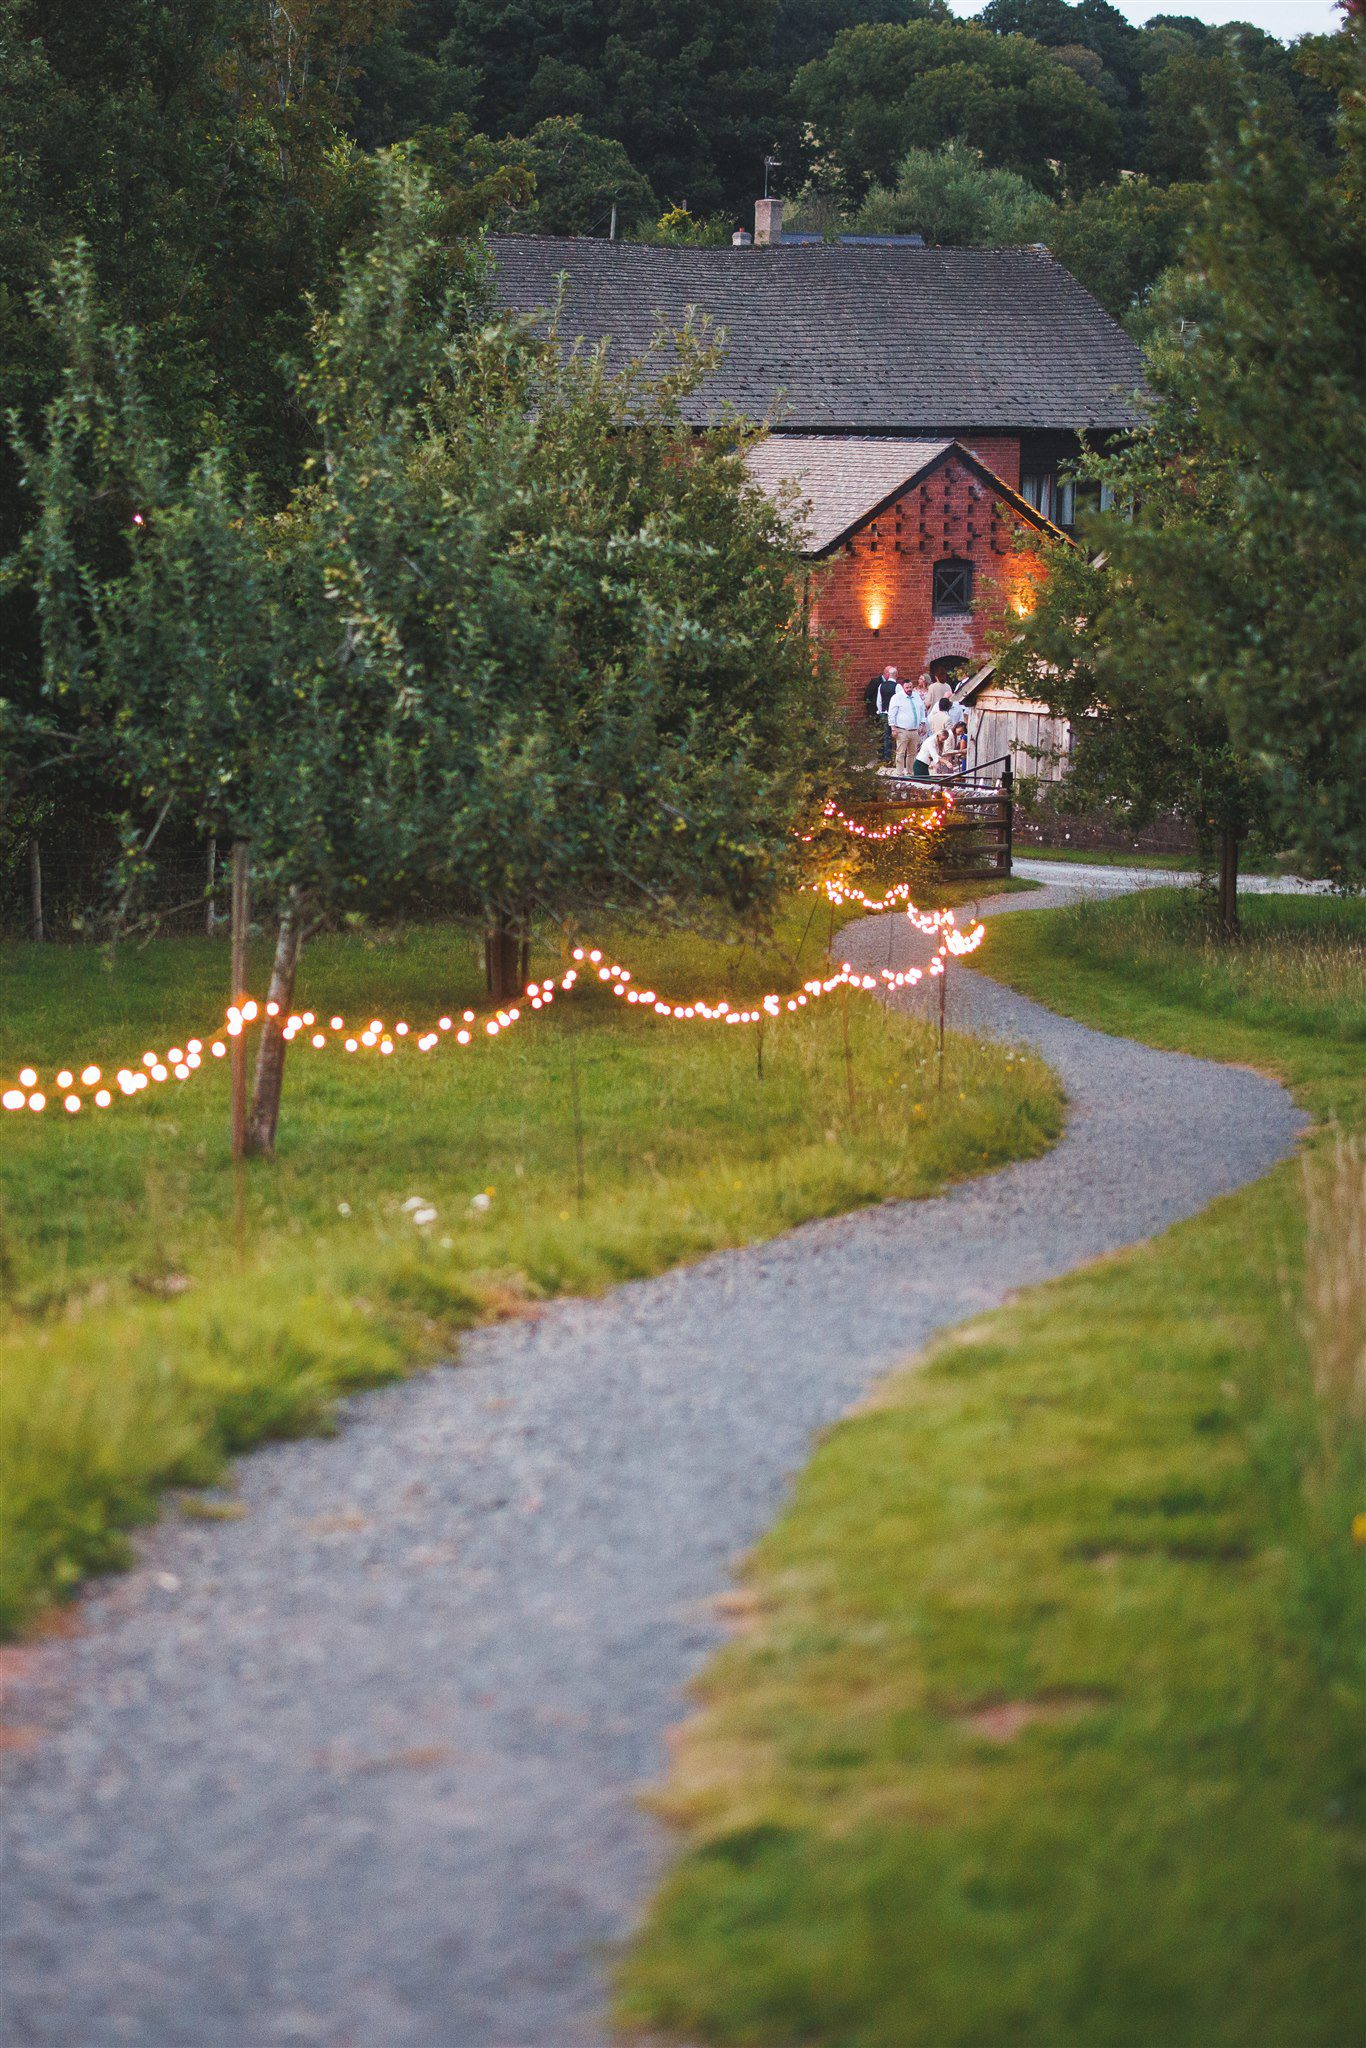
[{"left": 863, "top": 665, "right": 970, "bottom": 780}]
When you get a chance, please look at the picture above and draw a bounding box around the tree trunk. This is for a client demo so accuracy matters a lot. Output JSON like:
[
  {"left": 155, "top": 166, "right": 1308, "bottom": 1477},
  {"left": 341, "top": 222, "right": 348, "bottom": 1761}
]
[
  {"left": 29, "top": 838, "right": 43, "bottom": 942},
  {"left": 245, "top": 896, "right": 303, "bottom": 1160},
  {"left": 484, "top": 914, "right": 522, "bottom": 1002},
  {"left": 1217, "top": 828, "right": 1240, "bottom": 940}
]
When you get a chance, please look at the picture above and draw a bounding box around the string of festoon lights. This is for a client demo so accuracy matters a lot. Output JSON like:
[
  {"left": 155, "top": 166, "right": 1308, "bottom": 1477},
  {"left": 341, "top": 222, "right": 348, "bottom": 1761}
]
[
  {"left": 2, "top": 912, "right": 985, "bottom": 1121},
  {"left": 812, "top": 796, "right": 954, "bottom": 843}
]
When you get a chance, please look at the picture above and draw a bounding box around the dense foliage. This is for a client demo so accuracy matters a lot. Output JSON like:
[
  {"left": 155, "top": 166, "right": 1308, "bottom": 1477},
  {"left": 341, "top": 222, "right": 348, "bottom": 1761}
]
[
  {"left": 12, "top": 156, "right": 837, "bottom": 1143},
  {"left": 996, "top": 19, "right": 1366, "bottom": 908},
  {"left": 0, "top": 1, "right": 1357, "bottom": 948}
]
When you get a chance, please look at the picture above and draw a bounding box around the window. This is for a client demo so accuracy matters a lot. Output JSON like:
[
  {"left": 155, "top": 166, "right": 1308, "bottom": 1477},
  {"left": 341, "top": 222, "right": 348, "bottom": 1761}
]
[
  {"left": 932, "top": 559, "right": 973, "bottom": 615},
  {"left": 1056, "top": 479, "right": 1075, "bottom": 529},
  {"left": 1021, "top": 472, "right": 1055, "bottom": 520}
]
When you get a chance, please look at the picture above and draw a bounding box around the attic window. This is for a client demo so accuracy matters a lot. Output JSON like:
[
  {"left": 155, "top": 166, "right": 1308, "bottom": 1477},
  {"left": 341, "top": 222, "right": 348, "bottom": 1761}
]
[{"left": 932, "top": 559, "right": 973, "bottom": 616}]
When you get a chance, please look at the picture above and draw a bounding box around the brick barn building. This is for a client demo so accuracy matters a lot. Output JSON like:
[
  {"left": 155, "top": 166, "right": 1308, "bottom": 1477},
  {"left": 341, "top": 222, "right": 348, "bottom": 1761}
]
[{"left": 490, "top": 206, "right": 1143, "bottom": 769}]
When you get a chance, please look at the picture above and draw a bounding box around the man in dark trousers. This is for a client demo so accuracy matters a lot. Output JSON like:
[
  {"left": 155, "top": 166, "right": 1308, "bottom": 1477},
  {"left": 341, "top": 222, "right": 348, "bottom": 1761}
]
[{"left": 865, "top": 664, "right": 899, "bottom": 762}]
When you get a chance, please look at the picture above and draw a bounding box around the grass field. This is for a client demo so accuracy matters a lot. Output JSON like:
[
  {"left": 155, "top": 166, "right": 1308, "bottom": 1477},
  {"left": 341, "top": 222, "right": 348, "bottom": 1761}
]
[
  {"left": 1013, "top": 844, "right": 1294, "bottom": 875},
  {"left": 0, "top": 885, "right": 1058, "bottom": 1638},
  {"left": 618, "top": 889, "right": 1366, "bottom": 2048}
]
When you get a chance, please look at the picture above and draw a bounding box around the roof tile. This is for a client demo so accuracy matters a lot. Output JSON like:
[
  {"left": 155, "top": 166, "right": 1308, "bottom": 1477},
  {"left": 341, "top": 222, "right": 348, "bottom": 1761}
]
[{"left": 490, "top": 237, "right": 1145, "bottom": 434}]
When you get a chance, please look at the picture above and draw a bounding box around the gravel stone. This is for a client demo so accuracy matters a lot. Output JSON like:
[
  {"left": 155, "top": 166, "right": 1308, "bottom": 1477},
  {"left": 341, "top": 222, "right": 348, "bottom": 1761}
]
[{"left": 0, "top": 883, "right": 1306, "bottom": 2048}]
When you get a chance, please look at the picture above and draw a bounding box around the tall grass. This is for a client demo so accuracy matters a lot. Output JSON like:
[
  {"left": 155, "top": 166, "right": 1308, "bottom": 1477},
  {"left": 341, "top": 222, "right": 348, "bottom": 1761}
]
[{"left": 1044, "top": 889, "right": 1366, "bottom": 1042}]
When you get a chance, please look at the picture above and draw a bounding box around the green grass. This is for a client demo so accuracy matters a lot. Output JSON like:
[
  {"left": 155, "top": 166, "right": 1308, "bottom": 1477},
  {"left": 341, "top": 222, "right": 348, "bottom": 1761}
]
[
  {"left": 0, "top": 887, "right": 1057, "bottom": 1638},
  {"left": 618, "top": 888, "right": 1366, "bottom": 2048}
]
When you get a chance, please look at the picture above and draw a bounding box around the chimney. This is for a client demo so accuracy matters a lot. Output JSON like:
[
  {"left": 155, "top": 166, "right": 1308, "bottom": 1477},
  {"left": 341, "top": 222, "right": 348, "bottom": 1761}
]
[
  {"left": 754, "top": 197, "right": 783, "bottom": 246},
  {"left": 732, "top": 228, "right": 753, "bottom": 246}
]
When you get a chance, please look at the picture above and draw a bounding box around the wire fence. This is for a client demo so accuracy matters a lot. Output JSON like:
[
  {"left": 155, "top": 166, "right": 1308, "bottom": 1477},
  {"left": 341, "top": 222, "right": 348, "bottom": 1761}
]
[{"left": 0, "top": 834, "right": 224, "bottom": 943}]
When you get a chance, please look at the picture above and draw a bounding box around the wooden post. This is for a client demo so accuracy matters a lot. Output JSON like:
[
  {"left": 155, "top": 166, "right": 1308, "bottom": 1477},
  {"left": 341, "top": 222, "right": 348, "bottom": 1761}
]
[
  {"left": 840, "top": 980, "right": 856, "bottom": 1121},
  {"left": 28, "top": 838, "right": 43, "bottom": 942},
  {"left": 206, "top": 835, "right": 217, "bottom": 937},
  {"left": 230, "top": 841, "right": 250, "bottom": 1161},
  {"left": 937, "top": 957, "right": 946, "bottom": 1089},
  {"left": 568, "top": 1027, "right": 586, "bottom": 1211},
  {"left": 1001, "top": 760, "right": 1014, "bottom": 877}
]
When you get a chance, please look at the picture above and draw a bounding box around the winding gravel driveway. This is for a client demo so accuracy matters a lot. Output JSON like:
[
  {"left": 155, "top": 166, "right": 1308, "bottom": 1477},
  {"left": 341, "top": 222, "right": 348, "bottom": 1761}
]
[{"left": 0, "top": 883, "right": 1306, "bottom": 2048}]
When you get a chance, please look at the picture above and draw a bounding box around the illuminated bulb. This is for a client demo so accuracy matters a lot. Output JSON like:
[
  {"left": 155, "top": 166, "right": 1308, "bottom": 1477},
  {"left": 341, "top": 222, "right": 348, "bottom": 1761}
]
[
  {"left": 311, "top": 1033, "right": 325, "bottom": 1049},
  {"left": 463, "top": 1010, "right": 475, "bottom": 1024},
  {"left": 302, "top": 1013, "right": 315, "bottom": 1027},
  {"left": 29, "top": 1092, "right": 46, "bottom": 1111},
  {"left": 187, "top": 1052, "right": 201, "bottom": 1069},
  {"left": 64, "top": 1094, "right": 81, "bottom": 1113},
  {"left": 95, "top": 1089, "right": 112, "bottom": 1108},
  {"left": 188, "top": 1040, "right": 201, "bottom": 1054},
  {"left": 369, "top": 1019, "right": 382, "bottom": 1034},
  {"left": 241, "top": 1001, "right": 259, "bottom": 1022},
  {"left": 151, "top": 1063, "right": 168, "bottom": 1082},
  {"left": 486, "top": 1021, "right": 499, "bottom": 1036},
  {"left": 174, "top": 1063, "right": 190, "bottom": 1080},
  {"left": 573, "top": 948, "right": 585, "bottom": 961},
  {"left": 331, "top": 1016, "right": 344, "bottom": 1031},
  {"left": 57, "top": 1069, "right": 73, "bottom": 1089},
  {"left": 143, "top": 1051, "right": 158, "bottom": 1068},
  {"left": 2, "top": 1089, "right": 23, "bottom": 1111},
  {"left": 266, "top": 1001, "right": 280, "bottom": 1017},
  {"left": 380, "top": 1041, "right": 393, "bottom": 1057},
  {"left": 589, "top": 949, "right": 602, "bottom": 963},
  {"left": 211, "top": 1042, "right": 226, "bottom": 1058},
  {"left": 396, "top": 1022, "right": 409, "bottom": 1036},
  {"left": 168, "top": 1048, "right": 183, "bottom": 1065},
  {"left": 438, "top": 1017, "right": 451, "bottom": 1031},
  {"left": 345, "top": 1038, "right": 358, "bottom": 1052},
  {"left": 82, "top": 1065, "right": 101, "bottom": 1086},
  {"left": 457, "top": 1029, "right": 471, "bottom": 1044},
  {"left": 361, "top": 1030, "right": 377, "bottom": 1047}
]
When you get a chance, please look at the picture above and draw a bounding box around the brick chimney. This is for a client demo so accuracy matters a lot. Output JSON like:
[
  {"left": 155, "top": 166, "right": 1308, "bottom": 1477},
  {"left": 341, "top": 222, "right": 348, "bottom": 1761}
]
[{"left": 754, "top": 197, "right": 783, "bottom": 246}]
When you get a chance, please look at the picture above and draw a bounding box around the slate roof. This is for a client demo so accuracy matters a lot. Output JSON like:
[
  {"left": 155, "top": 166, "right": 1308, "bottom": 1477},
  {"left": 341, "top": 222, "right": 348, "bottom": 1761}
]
[
  {"left": 488, "top": 237, "right": 1145, "bottom": 435},
  {"left": 741, "top": 435, "right": 1066, "bottom": 557},
  {"left": 742, "top": 436, "right": 952, "bottom": 553}
]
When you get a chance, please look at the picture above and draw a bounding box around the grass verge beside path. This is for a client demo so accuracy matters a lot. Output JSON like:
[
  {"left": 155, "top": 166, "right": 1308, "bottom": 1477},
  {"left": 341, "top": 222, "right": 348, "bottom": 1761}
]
[
  {"left": 1014, "top": 845, "right": 1293, "bottom": 876},
  {"left": 0, "top": 884, "right": 1053, "bottom": 1639},
  {"left": 618, "top": 889, "right": 1366, "bottom": 2048}
]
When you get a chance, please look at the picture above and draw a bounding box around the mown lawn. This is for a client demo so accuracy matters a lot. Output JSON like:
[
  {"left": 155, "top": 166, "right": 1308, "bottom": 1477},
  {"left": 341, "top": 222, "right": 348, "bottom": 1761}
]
[
  {"left": 0, "top": 886, "right": 1058, "bottom": 1638},
  {"left": 618, "top": 889, "right": 1365, "bottom": 2048}
]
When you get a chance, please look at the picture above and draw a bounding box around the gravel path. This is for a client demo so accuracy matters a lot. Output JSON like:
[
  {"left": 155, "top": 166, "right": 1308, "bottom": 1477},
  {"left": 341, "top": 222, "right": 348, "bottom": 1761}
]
[{"left": 0, "top": 883, "right": 1306, "bottom": 2048}]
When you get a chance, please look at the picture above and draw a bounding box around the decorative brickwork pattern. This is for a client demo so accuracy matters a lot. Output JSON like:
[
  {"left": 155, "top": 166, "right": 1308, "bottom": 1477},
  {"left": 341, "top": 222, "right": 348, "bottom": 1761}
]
[{"left": 806, "top": 446, "right": 1048, "bottom": 710}]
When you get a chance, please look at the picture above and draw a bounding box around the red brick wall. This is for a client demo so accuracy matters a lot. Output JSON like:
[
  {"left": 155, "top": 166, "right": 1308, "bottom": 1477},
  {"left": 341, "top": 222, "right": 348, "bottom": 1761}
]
[
  {"left": 960, "top": 436, "right": 1021, "bottom": 490},
  {"left": 808, "top": 449, "right": 1047, "bottom": 716}
]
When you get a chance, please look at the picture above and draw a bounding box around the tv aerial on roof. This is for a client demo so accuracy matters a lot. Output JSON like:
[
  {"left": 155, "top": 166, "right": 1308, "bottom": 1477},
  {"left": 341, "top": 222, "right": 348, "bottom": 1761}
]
[{"left": 763, "top": 154, "right": 781, "bottom": 199}]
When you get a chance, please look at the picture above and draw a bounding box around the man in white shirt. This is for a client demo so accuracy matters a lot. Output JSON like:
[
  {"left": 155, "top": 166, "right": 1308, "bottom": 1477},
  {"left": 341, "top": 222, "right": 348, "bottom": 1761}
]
[{"left": 888, "top": 679, "right": 924, "bottom": 774}]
